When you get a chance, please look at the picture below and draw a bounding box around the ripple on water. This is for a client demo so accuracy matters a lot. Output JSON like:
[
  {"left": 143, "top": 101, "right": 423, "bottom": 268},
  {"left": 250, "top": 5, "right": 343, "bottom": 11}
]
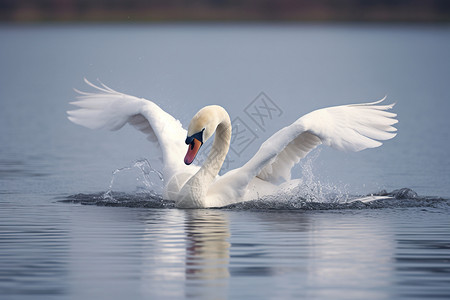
[{"left": 60, "top": 188, "right": 449, "bottom": 211}]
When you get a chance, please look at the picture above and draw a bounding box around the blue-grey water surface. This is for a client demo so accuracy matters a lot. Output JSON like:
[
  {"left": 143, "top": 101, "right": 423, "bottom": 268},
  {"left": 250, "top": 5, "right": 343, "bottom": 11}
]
[{"left": 1, "top": 24, "right": 450, "bottom": 299}]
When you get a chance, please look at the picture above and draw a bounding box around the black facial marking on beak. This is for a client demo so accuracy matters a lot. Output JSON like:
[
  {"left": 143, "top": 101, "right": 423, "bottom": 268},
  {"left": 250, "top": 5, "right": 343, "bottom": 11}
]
[
  {"left": 184, "top": 129, "right": 205, "bottom": 165},
  {"left": 185, "top": 129, "right": 204, "bottom": 145}
]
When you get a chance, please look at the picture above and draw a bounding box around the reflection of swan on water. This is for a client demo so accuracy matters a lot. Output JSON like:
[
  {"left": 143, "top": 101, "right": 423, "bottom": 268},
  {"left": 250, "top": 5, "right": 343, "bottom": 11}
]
[
  {"left": 139, "top": 210, "right": 230, "bottom": 299},
  {"left": 68, "top": 79, "right": 397, "bottom": 208},
  {"left": 185, "top": 210, "right": 230, "bottom": 281}
]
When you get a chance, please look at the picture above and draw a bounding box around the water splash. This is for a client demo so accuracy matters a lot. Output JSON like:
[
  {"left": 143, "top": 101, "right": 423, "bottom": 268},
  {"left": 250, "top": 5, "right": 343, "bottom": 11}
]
[
  {"left": 62, "top": 154, "right": 448, "bottom": 210},
  {"left": 286, "top": 149, "right": 350, "bottom": 204},
  {"left": 103, "top": 159, "right": 164, "bottom": 201}
]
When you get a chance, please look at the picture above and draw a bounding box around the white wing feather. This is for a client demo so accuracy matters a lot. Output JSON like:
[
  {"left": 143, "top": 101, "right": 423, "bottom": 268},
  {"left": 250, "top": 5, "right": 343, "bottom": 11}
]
[
  {"left": 67, "top": 79, "right": 188, "bottom": 179},
  {"left": 210, "top": 98, "right": 397, "bottom": 199}
]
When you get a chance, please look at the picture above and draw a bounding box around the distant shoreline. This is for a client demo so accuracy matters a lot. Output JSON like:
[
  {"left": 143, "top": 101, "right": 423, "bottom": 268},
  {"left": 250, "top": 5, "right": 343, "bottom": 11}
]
[{"left": 1, "top": 4, "right": 449, "bottom": 23}]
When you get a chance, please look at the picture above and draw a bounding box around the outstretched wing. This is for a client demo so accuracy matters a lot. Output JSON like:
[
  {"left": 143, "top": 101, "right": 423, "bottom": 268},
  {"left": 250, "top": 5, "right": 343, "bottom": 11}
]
[
  {"left": 210, "top": 97, "right": 397, "bottom": 200},
  {"left": 67, "top": 79, "right": 188, "bottom": 179},
  {"left": 256, "top": 97, "right": 397, "bottom": 183}
]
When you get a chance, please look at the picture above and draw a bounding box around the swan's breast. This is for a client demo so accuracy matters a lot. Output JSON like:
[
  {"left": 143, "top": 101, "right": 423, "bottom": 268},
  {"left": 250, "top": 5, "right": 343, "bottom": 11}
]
[{"left": 164, "top": 172, "right": 192, "bottom": 200}]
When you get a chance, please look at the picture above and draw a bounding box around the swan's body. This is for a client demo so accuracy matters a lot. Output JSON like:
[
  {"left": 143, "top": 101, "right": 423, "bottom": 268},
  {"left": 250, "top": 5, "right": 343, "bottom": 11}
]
[{"left": 68, "top": 80, "right": 397, "bottom": 208}]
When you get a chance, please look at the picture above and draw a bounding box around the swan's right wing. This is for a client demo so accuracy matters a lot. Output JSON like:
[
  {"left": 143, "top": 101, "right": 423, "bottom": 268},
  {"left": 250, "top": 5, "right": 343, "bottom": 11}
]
[
  {"left": 209, "top": 98, "right": 397, "bottom": 203},
  {"left": 67, "top": 79, "right": 188, "bottom": 179},
  {"left": 256, "top": 97, "right": 398, "bottom": 183}
]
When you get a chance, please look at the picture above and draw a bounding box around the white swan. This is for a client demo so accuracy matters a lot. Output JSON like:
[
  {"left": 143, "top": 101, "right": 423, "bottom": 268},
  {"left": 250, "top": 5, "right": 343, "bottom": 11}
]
[{"left": 68, "top": 79, "right": 398, "bottom": 208}]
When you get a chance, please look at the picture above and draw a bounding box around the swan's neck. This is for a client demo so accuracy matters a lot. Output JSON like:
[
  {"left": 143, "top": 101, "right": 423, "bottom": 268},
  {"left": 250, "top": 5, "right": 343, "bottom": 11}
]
[
  {"left": 199, "top": 120, "right": 231, "bottom": 183},
  {"left": 179, "top": 110, "right": 231, "bottom": 207}
]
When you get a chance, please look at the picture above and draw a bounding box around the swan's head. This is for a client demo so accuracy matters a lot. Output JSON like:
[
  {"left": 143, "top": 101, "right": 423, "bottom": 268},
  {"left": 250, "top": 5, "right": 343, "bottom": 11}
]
[{"left": 184, "top": 105, "right": 223, "bottom": 165}]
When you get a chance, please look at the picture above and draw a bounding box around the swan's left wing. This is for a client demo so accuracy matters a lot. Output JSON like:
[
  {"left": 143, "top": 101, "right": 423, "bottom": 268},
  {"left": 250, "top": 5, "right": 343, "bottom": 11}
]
[
  {"left": 67, "top": 79, "right": 188, "bottom": 179},
  {"left": 208, "top": 98, "right": 397, "bottom": 202}
]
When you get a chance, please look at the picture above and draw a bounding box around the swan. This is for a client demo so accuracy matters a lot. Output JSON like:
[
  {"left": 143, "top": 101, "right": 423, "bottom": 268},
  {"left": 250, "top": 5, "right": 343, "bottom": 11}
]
[{"left": 68, "top": 79, "right": 398, "bottom": 208}]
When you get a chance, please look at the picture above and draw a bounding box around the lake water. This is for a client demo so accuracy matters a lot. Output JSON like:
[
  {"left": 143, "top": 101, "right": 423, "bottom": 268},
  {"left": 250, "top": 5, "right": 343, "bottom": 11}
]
[{"left": 1, "top": 24, "right": 450, "bottom": 299}]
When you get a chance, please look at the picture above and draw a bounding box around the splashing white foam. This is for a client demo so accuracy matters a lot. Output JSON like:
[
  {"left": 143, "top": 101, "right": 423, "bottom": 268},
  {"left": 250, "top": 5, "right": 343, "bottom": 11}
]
[
  {"left": 101, "top": 152, "right": 351, "bottom": 205},
  {"left": 103, "top": 159, "right": 164, "bottom": 200},
  {"left": 298, "top": 149, "right": 349, "bottom": 203},
  {"left": 261, "top": 149, "right": 350, "bottom": 204}
]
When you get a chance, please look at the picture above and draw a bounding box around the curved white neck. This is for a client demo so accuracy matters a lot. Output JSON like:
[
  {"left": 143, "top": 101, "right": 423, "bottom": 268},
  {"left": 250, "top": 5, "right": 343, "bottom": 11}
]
[{"left": 199, "top": 119, "right": 231, "bottom": 183}]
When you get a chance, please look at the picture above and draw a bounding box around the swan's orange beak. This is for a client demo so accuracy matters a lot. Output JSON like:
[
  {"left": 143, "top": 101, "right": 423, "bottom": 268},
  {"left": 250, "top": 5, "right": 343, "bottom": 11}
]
[{"left": 184, "top": 138, "right": 202, "bottom": 165}]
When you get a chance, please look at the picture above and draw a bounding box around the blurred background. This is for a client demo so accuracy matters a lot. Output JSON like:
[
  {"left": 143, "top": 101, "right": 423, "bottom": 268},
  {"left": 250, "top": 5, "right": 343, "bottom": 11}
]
[{"left": 1, "top": 0, "right": 450, "bottom": 22}]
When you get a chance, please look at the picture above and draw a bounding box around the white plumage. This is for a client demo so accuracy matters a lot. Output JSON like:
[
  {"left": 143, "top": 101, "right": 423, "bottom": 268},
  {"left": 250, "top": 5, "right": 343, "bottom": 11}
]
[{"left": 68, "top": 79, "right": 397, "bottom": 208}]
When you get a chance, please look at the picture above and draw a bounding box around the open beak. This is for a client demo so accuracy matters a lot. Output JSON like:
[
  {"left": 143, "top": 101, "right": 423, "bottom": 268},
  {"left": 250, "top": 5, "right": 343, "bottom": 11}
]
[{"left": 184, "top": 138, "right": 202, "bottom": 165}]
